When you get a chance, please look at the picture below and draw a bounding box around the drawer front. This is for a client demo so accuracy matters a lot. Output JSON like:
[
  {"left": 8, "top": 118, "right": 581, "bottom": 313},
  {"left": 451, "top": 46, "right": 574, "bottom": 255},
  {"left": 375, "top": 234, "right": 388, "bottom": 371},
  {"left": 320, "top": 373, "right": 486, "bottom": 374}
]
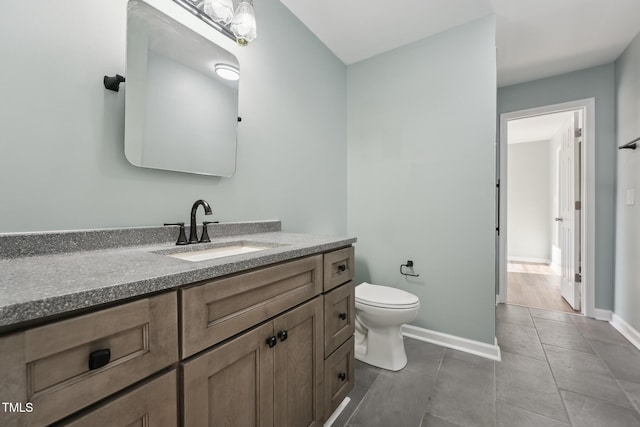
[
  {"left": 62, "top": 370, "right": 177, "bottom": 427},
  {"left": 0, "top": 292, "right": 178, "bottom": 427},
  {"left": 323, "top": 247, "right": 354, "bottom": 292},
  {"left": 181, "top": 255, "right": 323, "bottom": 357},
  {"left": 323, "top": 337, "right": 355, "bottom": 421},
  {"left": 323, "top": 281, "right": 355, "bottom": 356}
]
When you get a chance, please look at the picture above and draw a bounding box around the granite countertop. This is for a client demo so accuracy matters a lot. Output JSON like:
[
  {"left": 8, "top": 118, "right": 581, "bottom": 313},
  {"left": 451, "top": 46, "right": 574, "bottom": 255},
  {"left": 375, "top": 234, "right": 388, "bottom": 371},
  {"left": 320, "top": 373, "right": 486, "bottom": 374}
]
[{"left": 0, "top": 223, "right": 356, "bottom": 331}]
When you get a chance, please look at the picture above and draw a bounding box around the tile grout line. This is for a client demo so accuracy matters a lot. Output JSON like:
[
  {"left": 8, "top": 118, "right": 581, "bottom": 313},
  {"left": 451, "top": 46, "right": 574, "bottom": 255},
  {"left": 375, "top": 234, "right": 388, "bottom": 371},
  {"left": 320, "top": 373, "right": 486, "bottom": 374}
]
[
  {"left": 423, "top": 348, "right": 462, "bottom": 427},
  {"left": 579, "top": 329, "right": 640, "bottom": 416},
  {"left": 528, "top": 307, "right": 573, "bottom": 425}
]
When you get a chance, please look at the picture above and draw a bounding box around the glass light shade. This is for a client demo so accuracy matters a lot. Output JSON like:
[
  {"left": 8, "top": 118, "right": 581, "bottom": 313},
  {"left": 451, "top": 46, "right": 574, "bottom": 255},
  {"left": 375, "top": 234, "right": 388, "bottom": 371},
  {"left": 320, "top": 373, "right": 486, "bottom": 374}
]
[
  {"left": 215, "top": 63, "right": 240, "bottom": 81},
  {"left": 230, "top": 1, "right": 257, "bottom": 46},
  {"left": 202, "top": 0, "right": 234, "bottom": 25}
]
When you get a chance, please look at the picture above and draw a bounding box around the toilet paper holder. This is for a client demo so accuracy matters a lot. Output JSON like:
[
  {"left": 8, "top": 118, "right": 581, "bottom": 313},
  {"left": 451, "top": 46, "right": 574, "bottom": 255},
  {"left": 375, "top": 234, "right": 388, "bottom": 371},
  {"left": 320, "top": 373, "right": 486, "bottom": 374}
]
[{"left": 400, "top": 260, "right": 419, "bottom": 277}]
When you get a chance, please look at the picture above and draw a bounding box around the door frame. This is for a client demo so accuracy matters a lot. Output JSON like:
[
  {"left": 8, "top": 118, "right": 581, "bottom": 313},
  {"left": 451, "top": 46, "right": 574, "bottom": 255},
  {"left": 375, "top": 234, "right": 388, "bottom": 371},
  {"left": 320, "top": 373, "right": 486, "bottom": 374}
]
[{"left": 497, "top": 98, "right": 595, "bottom": 318}]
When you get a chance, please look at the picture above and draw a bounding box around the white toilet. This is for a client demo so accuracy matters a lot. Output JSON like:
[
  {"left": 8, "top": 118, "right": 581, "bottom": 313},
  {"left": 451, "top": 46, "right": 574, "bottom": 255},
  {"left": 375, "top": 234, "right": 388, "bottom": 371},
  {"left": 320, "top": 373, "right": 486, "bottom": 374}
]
[{"left": 354, "top": 282, "right": 420, "bottom": 371}]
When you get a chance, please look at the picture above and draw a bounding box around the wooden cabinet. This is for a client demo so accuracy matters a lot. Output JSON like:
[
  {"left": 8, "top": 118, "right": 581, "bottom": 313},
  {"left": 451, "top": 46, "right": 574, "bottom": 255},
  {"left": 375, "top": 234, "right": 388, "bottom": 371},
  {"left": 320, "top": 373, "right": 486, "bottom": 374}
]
[
  {"left": 182, "top": 297, "right": 324, "bottom": 427},
  {"left": 0, "top": 246, "right": 354, "bottom": 427},
  {"left": 0, "top": 292, "right": 178, "bottom": 427}
]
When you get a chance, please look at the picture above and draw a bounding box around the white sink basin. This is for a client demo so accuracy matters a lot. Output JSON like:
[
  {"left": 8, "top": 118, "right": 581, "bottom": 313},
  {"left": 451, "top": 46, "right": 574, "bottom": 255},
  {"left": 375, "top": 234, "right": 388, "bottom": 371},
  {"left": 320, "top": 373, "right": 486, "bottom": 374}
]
[{"left": 165, "top": 243, "right": 271, "bottom": 262}]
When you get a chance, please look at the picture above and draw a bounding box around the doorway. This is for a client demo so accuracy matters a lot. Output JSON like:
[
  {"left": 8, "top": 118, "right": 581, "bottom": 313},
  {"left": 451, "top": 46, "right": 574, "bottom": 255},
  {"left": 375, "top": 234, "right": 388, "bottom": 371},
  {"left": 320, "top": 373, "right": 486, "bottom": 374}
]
[{"left": 497, "top": 99, "right": 596, "bottom": 317}]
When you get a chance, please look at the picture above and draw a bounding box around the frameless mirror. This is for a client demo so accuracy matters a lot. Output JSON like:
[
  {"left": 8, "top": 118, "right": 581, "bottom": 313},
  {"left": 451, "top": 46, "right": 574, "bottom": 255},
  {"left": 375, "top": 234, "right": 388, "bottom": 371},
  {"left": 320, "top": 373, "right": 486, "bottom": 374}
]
[{"left": 125, "top": 0, "right": 239, "bottom": 177}]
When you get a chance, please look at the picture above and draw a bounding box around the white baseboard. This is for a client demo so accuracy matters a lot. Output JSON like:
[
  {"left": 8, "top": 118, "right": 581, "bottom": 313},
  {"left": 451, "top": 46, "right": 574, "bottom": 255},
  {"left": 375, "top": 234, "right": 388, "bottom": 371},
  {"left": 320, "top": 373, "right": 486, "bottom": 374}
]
[
  {"left": 402, "top": 324, "right": 501, "bottom": 361},
  {"left": 508, "top": 256, "right": 551, "bottom": 265},
  {"left": 324, "top": 397, "right": 351, "bottom": 427},
  {"left": 594, "top": 309, "right": 612, "bottom": 321},
  {"left": 611, "top": 313, "right": 640, "bottom": 351}
]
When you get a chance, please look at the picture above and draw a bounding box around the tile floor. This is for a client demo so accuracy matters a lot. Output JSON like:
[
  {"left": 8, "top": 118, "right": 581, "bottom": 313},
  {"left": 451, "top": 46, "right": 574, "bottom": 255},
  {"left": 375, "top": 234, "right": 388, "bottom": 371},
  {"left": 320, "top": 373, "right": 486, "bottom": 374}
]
[{"left": 334, "top": 304, "right": 640, "bottom": 427}]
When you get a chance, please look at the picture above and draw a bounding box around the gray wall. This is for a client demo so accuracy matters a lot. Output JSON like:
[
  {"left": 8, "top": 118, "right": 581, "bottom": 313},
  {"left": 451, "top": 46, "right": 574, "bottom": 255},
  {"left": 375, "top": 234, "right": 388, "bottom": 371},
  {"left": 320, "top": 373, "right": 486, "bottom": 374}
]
[
  {"left": 0, "top": 0, "right": 347, "bottom": 235},
  {"left": 497, "top": 64, "right": 616, "bottom": 311},
  {"left": 614, "top": 32, "right": 640, "bottom": 331},
  {"left": 507, "top": 140, "right": 552, "bottom": 262},
  {"left": 348, "top": 16, "right": 497, "bottom": 344}
]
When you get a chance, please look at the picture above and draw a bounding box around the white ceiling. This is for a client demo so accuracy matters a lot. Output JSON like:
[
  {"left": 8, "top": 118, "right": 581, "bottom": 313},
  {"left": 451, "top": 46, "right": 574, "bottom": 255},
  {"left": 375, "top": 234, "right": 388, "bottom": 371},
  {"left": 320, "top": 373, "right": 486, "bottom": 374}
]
[
  {"left": 508, "top": 112, "right": 574, "bottom": 144},
  {"left": 279, "top": 0, "right": 640, "bottom": 87}
]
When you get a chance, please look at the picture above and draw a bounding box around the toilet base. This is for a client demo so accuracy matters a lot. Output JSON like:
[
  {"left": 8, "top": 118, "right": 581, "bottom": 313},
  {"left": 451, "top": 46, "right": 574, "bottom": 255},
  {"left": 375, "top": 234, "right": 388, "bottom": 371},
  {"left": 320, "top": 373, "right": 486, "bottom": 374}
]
[{"left": 354, "top": 325, "right": 408, "bottom": 371}]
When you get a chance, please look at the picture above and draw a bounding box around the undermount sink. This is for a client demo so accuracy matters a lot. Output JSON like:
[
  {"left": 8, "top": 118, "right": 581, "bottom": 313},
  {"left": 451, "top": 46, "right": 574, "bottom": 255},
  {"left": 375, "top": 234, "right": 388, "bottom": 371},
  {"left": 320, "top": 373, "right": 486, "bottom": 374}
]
[{"left": 158, "top": 241, "right": 277, "bottom": 262}]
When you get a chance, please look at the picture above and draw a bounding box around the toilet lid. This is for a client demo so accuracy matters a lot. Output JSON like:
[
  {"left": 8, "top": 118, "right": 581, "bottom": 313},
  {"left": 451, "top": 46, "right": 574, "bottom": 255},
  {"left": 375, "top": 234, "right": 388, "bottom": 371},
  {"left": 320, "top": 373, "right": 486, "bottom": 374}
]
[{"left": 355, "top": 282, "right": 420, "bottom": 308}]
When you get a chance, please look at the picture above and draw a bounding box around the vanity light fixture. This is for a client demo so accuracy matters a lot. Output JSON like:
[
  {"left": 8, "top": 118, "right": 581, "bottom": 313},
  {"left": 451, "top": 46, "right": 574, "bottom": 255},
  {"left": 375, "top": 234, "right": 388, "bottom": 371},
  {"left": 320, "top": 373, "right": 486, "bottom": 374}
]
[
  {"left": 203, "top": 0, "right": 234, "bottom": 25},
  {"left": 230, "top": 1, "right": 257, "bottom": 46},
  {"left": 214, "top": 63, "right": 240, "bottom": 81},
  {"left": 173, "top": 0, "right": 257, "bottom": 46}
]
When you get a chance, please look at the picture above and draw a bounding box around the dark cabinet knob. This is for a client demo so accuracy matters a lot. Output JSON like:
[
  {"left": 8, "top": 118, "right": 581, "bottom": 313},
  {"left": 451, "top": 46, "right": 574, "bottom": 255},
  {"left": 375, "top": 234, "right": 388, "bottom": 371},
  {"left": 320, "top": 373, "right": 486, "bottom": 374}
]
[
  {"left": 337, "top": 264, "right": 347, "bottom": 272},
  {"left": 266, "top": 336, "right": 277, "bottom": 348},
  {"left": 277, "top": 330, "right": 288, "bottom": 342},
  {"left": 338, "top": 372, "right": 346, "bottom": 381},
  {"left": 338, "top": 312, "right": 347, "bottom": 321},
  {"left": 89, "top": 349, "right": 111, "bottom": 370}
]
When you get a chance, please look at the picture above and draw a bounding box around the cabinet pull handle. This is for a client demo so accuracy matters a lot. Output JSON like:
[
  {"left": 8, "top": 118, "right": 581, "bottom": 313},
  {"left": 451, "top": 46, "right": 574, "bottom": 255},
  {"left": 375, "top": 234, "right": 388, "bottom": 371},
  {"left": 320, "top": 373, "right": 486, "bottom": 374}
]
[
  {"left": 338, "top": 372, "right": 347, "bottom": 381},
  {"left": 277, "top": 330, "right": 288, "bottom": 342},
  {"left": 338, "top": 312, "right": 347, "bottom": 321},
  {"left": 88, "top": 349, "right": 111, "bottom": 370},
  {"left": 266, "top": 336, "right": 277, "bottom": 348},
  {"left": 337, "top": 264, "right": 347, "bottom": 272}
]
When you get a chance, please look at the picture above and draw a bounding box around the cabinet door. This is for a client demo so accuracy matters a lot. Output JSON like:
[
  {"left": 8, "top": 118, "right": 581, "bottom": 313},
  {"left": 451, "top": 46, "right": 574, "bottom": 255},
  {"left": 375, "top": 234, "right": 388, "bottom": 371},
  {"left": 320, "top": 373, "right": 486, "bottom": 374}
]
[
  {"left": 62, "top": 370, "right": 177, "bottom": 427},
  {"left": 273, "top": 297, "right": 324, "bottom": 427},
  {"left": 323, "top": 281, "right": 355, "bottom": 356},
  {"left": 182, "top": 322, "right": 274, "bottom": 427}
]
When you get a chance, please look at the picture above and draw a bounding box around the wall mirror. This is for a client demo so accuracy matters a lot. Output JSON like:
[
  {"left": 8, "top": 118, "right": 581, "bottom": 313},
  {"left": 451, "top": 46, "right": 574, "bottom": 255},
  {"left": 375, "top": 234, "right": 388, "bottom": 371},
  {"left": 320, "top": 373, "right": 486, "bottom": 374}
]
[{"left": 125, "top": 0, "right": 239, "bottom": 177}]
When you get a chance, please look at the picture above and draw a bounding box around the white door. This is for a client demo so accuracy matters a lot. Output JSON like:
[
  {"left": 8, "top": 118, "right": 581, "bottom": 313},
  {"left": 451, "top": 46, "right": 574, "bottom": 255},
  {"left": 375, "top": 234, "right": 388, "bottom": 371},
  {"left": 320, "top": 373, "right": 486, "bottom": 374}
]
[{"left": 558, "top": 112, "right": 581, "bottom": 310}]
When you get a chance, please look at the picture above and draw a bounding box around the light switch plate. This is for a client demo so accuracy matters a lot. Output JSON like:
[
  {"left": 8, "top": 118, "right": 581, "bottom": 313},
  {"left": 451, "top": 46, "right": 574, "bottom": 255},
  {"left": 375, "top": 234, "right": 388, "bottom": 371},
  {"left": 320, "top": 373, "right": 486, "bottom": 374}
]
[{"left": 626, "top": 189, "right": 635, "bottom": 206}]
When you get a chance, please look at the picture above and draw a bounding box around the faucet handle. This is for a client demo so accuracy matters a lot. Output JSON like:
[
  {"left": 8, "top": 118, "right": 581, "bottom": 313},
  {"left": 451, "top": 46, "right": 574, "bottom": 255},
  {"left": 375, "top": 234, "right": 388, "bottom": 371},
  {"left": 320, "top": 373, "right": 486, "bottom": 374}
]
[
  {"left": 200, "top": 221, "right": 219, "bottom": 243},
  {"left": 164, "top": 222, "right": 188, "bottom": 246}
]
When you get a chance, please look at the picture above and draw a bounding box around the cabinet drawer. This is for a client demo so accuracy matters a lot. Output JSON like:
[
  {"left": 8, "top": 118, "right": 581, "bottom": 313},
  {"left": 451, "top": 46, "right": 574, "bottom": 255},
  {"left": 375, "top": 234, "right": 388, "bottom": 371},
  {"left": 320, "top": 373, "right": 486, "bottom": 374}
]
[
  {"left": 62, "top": 370, "right": 177, "bottom": 426},
  {"left": 0, "top": 292, "right": 178, "bottom": 427},
  {"left": 323, "top": 337, "right": 355, "bottom": 421},
  {"left": 323, "top": 247, "right": 354, "bottom": 292},
  {"left": 181, "top": 255, "right": 323, "bottom": 357},
  {"left": 324, "top": 281, "right": 355, "bottom": 356}
]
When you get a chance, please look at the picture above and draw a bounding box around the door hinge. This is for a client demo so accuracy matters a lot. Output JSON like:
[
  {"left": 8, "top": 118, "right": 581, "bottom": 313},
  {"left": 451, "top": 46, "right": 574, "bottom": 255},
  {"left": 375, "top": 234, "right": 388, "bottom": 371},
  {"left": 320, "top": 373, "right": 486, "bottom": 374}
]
[
  {"left": 575, "top": 273, "right": 582, "bottom": 283},
  {"left": 575, "top": 128, "right": 583, "bottom": 138},
  {"left": 575, "top": 201, "right": 581, "bottom": 210}
]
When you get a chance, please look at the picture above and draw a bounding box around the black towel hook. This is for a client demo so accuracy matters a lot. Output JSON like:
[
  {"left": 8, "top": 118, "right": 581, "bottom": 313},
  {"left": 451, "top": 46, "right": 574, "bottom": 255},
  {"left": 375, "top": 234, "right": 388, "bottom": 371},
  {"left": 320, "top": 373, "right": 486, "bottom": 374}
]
[
  {"left": 618, "top": 136, "right": 639, "bottom": 150},
  {"left": 400, "top": 260, "right": 419, "bottom": 277}
]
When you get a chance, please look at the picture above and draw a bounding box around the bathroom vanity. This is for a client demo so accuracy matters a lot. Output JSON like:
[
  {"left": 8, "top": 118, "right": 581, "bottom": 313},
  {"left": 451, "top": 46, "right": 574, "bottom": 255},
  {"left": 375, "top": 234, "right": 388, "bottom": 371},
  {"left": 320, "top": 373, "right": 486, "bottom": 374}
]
[{"left": 0, "top": 222, "right": 356, "bottom": 426}]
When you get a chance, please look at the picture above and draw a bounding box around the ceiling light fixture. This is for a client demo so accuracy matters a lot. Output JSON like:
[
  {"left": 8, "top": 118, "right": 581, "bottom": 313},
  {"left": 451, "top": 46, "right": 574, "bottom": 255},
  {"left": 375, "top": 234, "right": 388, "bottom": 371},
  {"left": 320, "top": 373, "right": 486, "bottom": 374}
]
[
  {"left": 173, "top": 0, "right": 257, "bottom": 46},
  {"left": 214, "top": 63, "right": 240, "bottom": 81}
]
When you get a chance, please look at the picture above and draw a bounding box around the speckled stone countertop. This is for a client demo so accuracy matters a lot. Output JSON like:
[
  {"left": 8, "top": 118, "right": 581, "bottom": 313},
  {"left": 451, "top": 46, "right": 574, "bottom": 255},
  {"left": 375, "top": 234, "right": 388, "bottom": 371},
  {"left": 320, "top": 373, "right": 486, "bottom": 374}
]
[{"left": 0, "top": 222, "right": 356, "bottom": 331}]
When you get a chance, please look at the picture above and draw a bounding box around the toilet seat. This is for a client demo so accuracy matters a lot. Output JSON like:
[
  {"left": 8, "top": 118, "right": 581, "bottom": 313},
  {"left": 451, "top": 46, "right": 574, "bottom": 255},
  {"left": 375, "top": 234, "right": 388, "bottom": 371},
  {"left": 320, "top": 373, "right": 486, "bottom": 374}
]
[{"left": 356, "top": 282, "right": 420, "bottom": 310}]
